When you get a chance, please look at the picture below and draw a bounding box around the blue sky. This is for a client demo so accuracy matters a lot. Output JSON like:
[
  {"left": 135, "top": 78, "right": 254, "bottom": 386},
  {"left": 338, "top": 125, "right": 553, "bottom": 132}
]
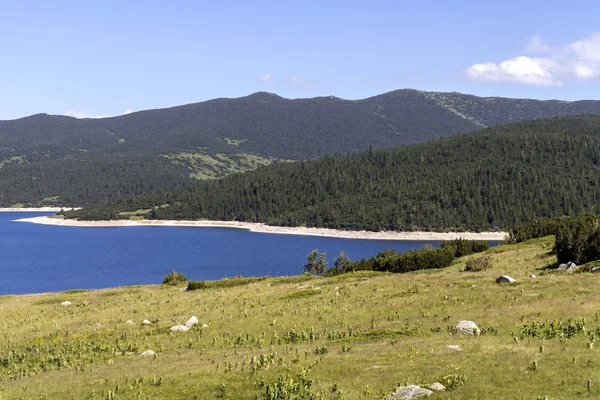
[{"left": 1, "top": 0, "right": 600, "bottom": 120}]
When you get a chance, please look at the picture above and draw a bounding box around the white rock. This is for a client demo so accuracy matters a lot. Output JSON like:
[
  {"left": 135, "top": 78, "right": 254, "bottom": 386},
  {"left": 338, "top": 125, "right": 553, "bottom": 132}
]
[
  {"left": 169, "top": 325, "right": 190, "bottom": 332},
  {"left": 61, "top": 301, "right": 72, "bottom": 307},
  {"left": 566, "top": 261, "right": 578, "bottom": 271},
  {"left": 142, "top": 319, "right": 152, "bottom": 325},
  {"left": 496, "top": 275, "right": 516, "bottom": 283},
  {"left": 455, "top": 320, "right": 480, "bottom": 335},
  {"left": 557, "top": 263, "right": 568, "bottom": 270},
  {"left": 385, "top": 385, "right": 432, "bottom": 399},
  {"left": 201, "top": 323, "right": 209, "bottom": 329},
  {"left": 139, "top": 350, "right": 155, "bottom": 357},
  {"left": 185, "top": 316, "right": 198, "bottom": 327},
  {"left": 428, "top": 382, "right": 446, "bottom": 391},
  {"left": 447, "top": 345, "right": 462, "bottom": 351},
  {"left": 592, "top": 267, "right": 600, "bottom": 273},
  {"left": 529, "top": 274, "right": 536, "bottom": 278},
  {"left": 125, "top": 320, "right": 134, "bottom": 325}
]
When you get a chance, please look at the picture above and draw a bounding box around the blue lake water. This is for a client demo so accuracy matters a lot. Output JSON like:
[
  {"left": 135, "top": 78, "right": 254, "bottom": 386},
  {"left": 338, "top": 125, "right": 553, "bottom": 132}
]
[{"left": 0, "top": 212, "right": 467, "bottom": 295}]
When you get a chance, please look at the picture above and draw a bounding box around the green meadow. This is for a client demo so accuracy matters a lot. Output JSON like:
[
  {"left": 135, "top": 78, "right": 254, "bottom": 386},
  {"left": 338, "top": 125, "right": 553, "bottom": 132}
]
[{"left": 1, "top": 237, "right": 599, "bottom": 399}]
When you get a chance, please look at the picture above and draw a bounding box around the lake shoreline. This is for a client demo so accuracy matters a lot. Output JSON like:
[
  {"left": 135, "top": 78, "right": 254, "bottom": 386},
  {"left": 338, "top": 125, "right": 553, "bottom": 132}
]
[
  {"left": 0, "top": 207, "right": 78, "bottom": 212},
  {"left": 15, "top": 215, "right": 507, "bottom": 241}
]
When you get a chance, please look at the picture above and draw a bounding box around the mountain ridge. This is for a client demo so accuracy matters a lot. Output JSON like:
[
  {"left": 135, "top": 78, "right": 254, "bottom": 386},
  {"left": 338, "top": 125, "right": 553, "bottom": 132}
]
[{"left": 3, "top": 89, "right": 600, "bottom": 206}]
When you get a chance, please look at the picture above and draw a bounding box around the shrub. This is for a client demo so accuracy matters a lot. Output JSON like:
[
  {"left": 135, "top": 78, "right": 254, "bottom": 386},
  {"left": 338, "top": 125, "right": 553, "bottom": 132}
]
[
  {"left": 373, "top": 246, "right": 455, "bottom": 273},
  {"left": 555, "top": 215, "right": 600, "bottom": 264},
  {"left": 464, "top": 255, "right": 493, "bottom": 272},
  {"left": 162, "top": 270, "right": 187, "bottom": 285},
  {"left": 441, "top": 239, "right": 489, "bottom": 257},
  {"left": 509, "top": 216, "right": 571, "bottom": 243}
]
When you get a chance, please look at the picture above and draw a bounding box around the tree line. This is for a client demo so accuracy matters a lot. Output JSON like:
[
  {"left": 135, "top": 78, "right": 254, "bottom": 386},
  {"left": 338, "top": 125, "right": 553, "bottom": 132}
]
[{"left": 67, "top": 116, "right": 600, "bottom": 232}]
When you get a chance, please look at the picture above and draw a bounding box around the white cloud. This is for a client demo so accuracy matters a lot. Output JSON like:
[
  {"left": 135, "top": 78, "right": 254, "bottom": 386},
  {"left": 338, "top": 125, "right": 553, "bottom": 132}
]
[
  {"left": 287, "top": 74, "right": 316, "bottom": 88},
  {"left": 465, "top": 32, "right": 600, "bottom": 85},
  {"left": 260, "top": 72, "right": 274, "bottom": 84},
  {"left": 65, "top": 109, "right": 133, "bottom": 119},
  {"left": 466, "top": 56, "right": 562, "bottom": 86}
]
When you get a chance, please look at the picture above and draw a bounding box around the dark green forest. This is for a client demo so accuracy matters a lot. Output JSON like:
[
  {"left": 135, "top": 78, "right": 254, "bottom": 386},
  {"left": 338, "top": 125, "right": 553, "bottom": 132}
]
[
  {"left": 67, "top": 115, "right": 600, "bottom": 232},
  {"left": 4, "top": 90, "right": 600, "bottom": 206}
]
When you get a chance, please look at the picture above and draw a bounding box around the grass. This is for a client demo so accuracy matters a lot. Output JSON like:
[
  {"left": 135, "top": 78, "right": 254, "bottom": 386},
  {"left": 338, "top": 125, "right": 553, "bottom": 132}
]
[
  {"left": 2, "top": 237, "right": 600, "bottom": 398},
  {"left": 162, "top": 151, "right": 289, "bottom": 180},
  {"left": 0, "top": 155, "right": 24, "bottom": 169}
]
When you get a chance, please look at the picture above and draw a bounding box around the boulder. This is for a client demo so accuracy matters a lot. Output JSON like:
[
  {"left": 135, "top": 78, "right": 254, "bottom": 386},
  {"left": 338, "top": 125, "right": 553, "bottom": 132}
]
[
  {"left": 141, "top": 319, "right": 152, "bottom": 325},
  {"left": 384, "top": 385, "right": 432, "bottom": 399},
  {"left": 455, "top": 320, "right": 480, "bottom": 335},
  {"left": 557, "top": 263, "right": 568, "bottom": 270},
  {"left": 169, "top": 325, "right": 190, "bottom": 332},
  {"left": 139, "top": 350, "right": 155, "bottom": 357},
  {"left": 566, "top": 262, "right": 578, "bottom": 271},
  {"left": 428, "top": 382, "right": 446, "bottom": 391},
  {"left": 592, "top": 267, "right": 600, "bottom": 273},
  {"left": 185, "top": 316, "right": 198, "bottom": 328},
  {"left": 61, "top": 301, "right": 72, "bottom": 307},
  {"left": 496, "top": 275, "right": 516, "bottom": 283}
]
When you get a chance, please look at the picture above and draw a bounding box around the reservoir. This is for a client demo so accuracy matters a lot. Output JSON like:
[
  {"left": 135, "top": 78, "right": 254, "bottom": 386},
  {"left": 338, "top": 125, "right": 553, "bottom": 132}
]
[{"left": 1, "top": 212, "right": 469, "bottom": 295}]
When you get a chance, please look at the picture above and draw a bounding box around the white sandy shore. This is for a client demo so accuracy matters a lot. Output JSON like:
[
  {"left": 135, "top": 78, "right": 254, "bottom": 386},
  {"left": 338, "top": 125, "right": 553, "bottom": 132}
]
[
  {"left": 0, "top": 207, "right": 76, "bottom": 212},
  {"left": 15, "top": 216, "right": 507, "bottom": 241}
]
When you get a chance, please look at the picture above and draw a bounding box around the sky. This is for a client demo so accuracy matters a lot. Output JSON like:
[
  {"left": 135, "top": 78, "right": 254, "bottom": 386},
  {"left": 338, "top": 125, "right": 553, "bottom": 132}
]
[{"left": 1, "top": 0, "right": 600, "bottom": 120}]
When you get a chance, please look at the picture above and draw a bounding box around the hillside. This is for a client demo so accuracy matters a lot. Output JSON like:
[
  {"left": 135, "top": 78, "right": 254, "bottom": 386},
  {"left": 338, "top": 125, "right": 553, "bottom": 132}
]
[
  {"left": 3, "top": 90, "right": 600, "bottom": 206},
  {"left": 68, "top": 115, "right": 600, "bottom": 231},
  {"left": 2, "top": 237, "right": 600, "bottom": 398}
]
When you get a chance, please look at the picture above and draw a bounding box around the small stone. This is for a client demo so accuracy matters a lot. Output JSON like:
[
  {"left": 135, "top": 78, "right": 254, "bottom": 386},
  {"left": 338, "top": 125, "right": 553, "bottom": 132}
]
[
  {"left": 201, "top": 323, "right": 209, "bottom": 329},
  {"left": 185, "top": 316, "right": 198, "bottom": 328},
  {"left": 557, "top": 263, "right": 568, "bottom": 270},
  {"left": 495, "top": 275, "right": 516, "bottom": 284},
  {"left": 447, "top": 345, "right": 462, "bottom": 351},
  {"left": 592, "top": 267, "right": 600, "bottom": 273},
  {"left": 139, "top": 350, "right": 155, "bottom": 357},
  {"left": 142, "top": 319, "right": 152, "bottom": 325},
  {"left": 169, "top": 325, "right": 190, "bottom": 332},
  {"left": 455, "top": 320, "right": 480, "bottom": 335},
  {"left": 125, "top": 320, "right": 134, "bottom": 325},
  {"left": 529, "top": 274, "right": 536, "bottom": 278},
  {"left": 384, "top": 385, "right": 432, "bottom": 399},
  {"left": 428, "top": 382, "right": 446, "bottom": 391},
  {"left": 566, "top": 262, "right": 578, "bottom": 272},
  {"left": 61, "top": 301, "right": 72, "bottom": 307}
]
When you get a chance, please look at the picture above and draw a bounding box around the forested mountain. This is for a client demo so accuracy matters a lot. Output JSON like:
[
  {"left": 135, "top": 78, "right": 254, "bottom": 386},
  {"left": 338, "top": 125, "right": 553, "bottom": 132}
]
[
  {"left": 3, "top": 90, "right": 600, "bottom": 206},
  {"left": 67, "top": 115, "right": 600, "bottom": 231}
]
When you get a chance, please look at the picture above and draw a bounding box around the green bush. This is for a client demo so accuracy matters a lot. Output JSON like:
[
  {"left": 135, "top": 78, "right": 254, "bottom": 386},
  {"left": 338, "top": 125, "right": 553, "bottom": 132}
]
[
  {"left": 555, "top": 215, "right": 600, "bottom": 264},
  {"left": 162, "top": 270, "right": 187, "bottom": 285},
  {"left": 509, "top": 216, "right": 571, "bottom": 243},
  {"left": 373, "top": 246, "right": 455, "bottom": 273},
  {"left": 441, "top": 239, "right": 489, "bottom": 257},
  {"left": 187, "top": 276, "right": 267, "bottom": 291},
  {"left": 464, "top": 255, "right": 493, "bottom": 272}
]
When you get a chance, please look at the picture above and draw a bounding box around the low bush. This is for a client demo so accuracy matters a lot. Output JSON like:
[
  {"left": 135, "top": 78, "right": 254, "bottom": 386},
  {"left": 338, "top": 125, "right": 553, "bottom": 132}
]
[
  {"left": 187, "top": 276, "right": 267, "bottom": 291},
  {"left": 441, "top": 239, "right": 489, "bottom": 257},
  {"left": 162, "top": 270, "right": 187, "bottom": 285},
  {"left": 464, "top": 255, "right": 493, "bottom": 272}
]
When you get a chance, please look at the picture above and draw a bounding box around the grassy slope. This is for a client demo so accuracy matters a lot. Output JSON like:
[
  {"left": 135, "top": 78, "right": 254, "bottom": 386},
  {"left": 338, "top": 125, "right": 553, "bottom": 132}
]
[{"left": 2, "top": 237, "right": 600, "bottom": 399}]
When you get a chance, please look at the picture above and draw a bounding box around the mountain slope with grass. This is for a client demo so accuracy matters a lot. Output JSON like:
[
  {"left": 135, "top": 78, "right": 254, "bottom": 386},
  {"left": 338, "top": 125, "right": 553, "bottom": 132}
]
[
  {"left": 3, "top": 90, "right": 600, "bottom": 206},
  {"left": 2, "top": 237, "right": 600, "bottom": 399},
  {"left": 68, "top": 115, "right": 600, "bottom": 231}
]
